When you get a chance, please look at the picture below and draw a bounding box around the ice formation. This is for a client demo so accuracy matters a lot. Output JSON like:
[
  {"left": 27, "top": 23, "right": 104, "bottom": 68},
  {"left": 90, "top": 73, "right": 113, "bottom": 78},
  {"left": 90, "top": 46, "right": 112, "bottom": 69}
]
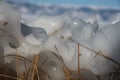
[{"left": 0, "top": 2, "right": 120, "bottom": 80}]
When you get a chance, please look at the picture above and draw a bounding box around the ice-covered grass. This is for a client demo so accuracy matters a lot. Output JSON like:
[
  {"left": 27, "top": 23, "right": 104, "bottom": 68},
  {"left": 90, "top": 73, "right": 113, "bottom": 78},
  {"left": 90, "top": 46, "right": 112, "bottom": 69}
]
[{"left": 0, "top": 2, "right": 120, "bottom": 80}]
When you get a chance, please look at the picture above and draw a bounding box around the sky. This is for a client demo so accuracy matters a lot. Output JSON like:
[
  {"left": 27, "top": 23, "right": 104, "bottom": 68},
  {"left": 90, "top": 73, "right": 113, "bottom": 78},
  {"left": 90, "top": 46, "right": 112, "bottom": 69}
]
[{"left": 20, "top": 0, "right": 120, "bottom": 8}]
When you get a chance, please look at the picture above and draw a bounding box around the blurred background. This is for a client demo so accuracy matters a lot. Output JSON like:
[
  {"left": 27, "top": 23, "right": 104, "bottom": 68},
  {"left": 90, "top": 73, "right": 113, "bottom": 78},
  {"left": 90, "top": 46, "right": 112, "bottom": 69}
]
[
  {"left": 4, "top": 0, "right": 120, "bottom": 7},
  {"left": 2, "top": 0, "right": 120, "bottom": 26}
]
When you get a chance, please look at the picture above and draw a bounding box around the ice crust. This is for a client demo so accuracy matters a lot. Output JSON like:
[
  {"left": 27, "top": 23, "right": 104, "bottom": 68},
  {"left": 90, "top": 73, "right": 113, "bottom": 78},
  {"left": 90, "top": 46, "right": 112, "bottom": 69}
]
[{"left": 0, "top": 2, "right": 120, "bottom": 76}]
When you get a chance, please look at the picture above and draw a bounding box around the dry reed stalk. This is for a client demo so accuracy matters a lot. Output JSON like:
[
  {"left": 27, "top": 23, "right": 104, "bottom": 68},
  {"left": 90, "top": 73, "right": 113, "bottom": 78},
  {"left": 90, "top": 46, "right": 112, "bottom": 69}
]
[
  {"left": 54, "top": 45, "right": 72, "bottom": 80},
  {"left": 54, "top": 45, "right": 84, "bottom": 80},
  {"left": 15, "top": 49, "right": 19, "bottom": 80},
  {"left": 23, "top": 58, "right": 27, "bottom": 73},
  {"left": 40, "top": 57, "right": 49, "bottom": 67},
  {"left": 31, "top": 55, "right": 40, "bottom": 80},
  {"left": 0, "top": 74, "right": 18, "bottom": 80},
  {"left": 77, "top": 43, "right": 81, "bottom": 75},
  {"left": 4, "top": 54, "right": 32, "bottom": 63},
  {"left": 78, "top": 43, "right": 120, "bottom": 66},
  {"left": 64, "top": 67, "right": 72, "bottom": 80},
  {"left": 0, "top": 50, "right": 44, "bottom": 80},
  {"left": 77, "top": 43, "right": 85, "bottom": 80},
  {"left": 0, "top": 41, "right": 119, "bottom": 80}
]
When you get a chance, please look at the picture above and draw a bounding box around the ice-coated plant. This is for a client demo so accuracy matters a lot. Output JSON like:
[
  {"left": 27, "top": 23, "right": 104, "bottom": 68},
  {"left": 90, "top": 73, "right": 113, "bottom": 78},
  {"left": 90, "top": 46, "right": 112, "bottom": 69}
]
[{"left": 0, "top": 2, "right": 120, "bottom": 80}]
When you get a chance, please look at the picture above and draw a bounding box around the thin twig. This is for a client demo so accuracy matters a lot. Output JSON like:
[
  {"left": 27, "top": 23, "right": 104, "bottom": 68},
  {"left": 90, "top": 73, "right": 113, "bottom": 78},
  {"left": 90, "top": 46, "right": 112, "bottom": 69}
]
[
  {"left": 31, "top": 55, "right": 40, "bottom": 80},
  {"left": 77, "top": 43, "right": 81, "bottom": 75},
  {"left": 23, "top": 58, "right": 27, "bottom": 73},
  {"left": 64, "top": 67, "right": 72, "bottom": 80},
  {"left": 36, "top": 66, "right": 40, "bottom": 80},
  {"left": 4, "top": 54, "right": 32, "bottom": 63},
  {"left": 78, "top": 42, "right": 120, "bottom": 66},
  {"left": 0, "top": 74, "right": 21, "bottom": 80},
  {"left": 40, "top": 57, "right": 49, "bottom": 67},
  {"left": 15, "top": 49, "right": 19, "bottom": 80}
]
